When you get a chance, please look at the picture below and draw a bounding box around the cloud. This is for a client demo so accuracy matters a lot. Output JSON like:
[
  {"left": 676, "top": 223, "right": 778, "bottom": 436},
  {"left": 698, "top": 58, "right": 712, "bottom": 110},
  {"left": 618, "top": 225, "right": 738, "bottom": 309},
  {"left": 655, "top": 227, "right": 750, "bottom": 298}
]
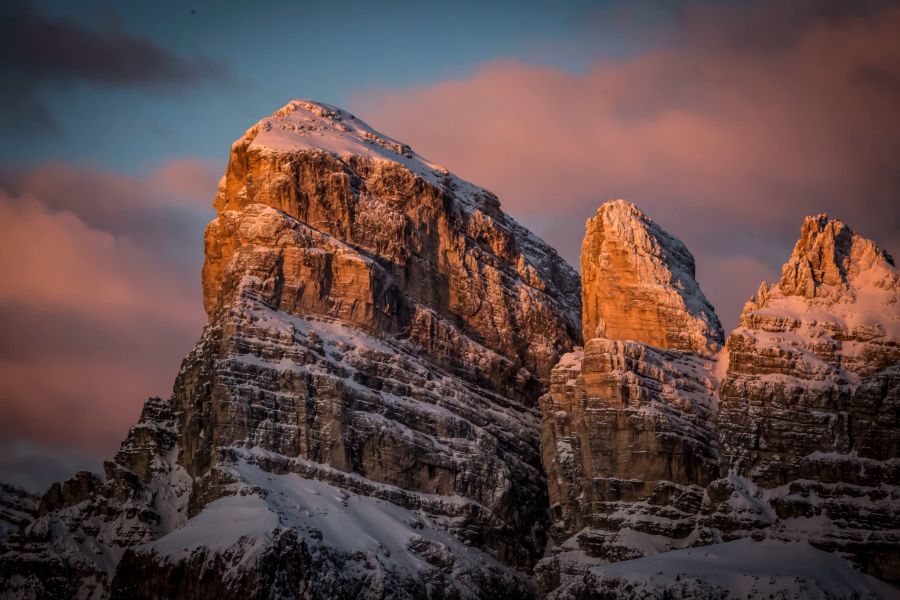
[
  {"left": 354, "top": 0, "right": 900, "bottom": 332},
  {"left": 0, "top": 1, "right": 229, "bottom": 132},
  {"left": 0, "top": 438, "right": 102, "bottom": 492},
  {"left": 0, "top": 160, "right": 217, "bottom": 489}
]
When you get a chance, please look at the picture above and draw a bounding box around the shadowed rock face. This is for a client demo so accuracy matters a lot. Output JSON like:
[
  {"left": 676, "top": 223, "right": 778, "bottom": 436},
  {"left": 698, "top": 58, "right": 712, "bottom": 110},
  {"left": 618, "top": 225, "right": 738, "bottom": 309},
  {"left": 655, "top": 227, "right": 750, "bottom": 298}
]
[
  {"left": 0, "top": 100, "right": 581, "bottom": 600},
  {"left": 0, "top": 484, "right": 37, "bottom": 546}
]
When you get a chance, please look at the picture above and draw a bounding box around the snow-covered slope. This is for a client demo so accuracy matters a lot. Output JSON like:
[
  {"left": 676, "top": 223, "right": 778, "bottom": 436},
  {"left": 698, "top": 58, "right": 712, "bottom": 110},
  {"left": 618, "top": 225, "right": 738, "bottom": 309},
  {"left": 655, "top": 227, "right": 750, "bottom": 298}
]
[{"left": 550, "top": 538, "right": 898, "bottom": 600}]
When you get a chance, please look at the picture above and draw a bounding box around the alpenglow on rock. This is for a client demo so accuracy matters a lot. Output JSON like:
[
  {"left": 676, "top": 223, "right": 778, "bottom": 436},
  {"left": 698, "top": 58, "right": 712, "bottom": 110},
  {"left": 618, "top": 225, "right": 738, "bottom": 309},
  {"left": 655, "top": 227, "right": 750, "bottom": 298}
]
[
  {"left": 0, "top": 100, "right": 581, "bottom": 600},
  {"left": 538, "top": 200, "right": 724, "bottom": 593},
  {"left": 580, "top": 199, "right": 722, "bottom": 357}
]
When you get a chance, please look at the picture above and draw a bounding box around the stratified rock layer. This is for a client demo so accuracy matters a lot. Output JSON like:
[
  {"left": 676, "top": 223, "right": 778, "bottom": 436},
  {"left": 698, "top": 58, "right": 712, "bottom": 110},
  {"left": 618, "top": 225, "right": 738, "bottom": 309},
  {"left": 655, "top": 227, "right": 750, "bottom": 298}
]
[
  {"left": 538, "top": 200, "right": 723, "bottom": 594},
  {"left": 0, "top": 100, "right": 581, "bottom": 600},
  {"left": 0, "top": 484, "right": 37, "bottom": 546},
  {"left": 710, "top": 214, "right": 900, "bottom": 582}
]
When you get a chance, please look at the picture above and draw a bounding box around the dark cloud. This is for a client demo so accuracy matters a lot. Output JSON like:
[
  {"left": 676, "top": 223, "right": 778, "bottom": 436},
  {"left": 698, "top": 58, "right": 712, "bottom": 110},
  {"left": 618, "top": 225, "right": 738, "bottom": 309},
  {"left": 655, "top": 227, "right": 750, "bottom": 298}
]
[
  {"left": 0, "top": 1, "right": 228, "bottom": 132},
  {"left": 0, "top": 438, "right": 102, "bottom": 493}
]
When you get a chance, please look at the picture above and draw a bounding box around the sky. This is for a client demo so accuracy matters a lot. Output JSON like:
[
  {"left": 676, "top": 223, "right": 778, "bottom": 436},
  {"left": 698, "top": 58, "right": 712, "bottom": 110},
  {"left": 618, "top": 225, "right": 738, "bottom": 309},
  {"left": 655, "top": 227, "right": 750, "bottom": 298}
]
[{"left": 1, "top": 0, "right": 898, "bottom": 490}]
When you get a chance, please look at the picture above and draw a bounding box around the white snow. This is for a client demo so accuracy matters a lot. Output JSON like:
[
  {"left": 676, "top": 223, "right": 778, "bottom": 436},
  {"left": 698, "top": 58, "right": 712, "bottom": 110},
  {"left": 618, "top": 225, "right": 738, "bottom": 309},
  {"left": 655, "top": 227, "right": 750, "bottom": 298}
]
[
  {"left": 575, "top": 538, "right": 898, "bottom": 599},
  {"left": 147, "top": 459, "right": 511, "bottom": 582},
  {"left": 245, "top": 100, "right": 491, "bottom": 211},
  {"left": 149, "top": 493, "right": 278, "bottom": 558}
]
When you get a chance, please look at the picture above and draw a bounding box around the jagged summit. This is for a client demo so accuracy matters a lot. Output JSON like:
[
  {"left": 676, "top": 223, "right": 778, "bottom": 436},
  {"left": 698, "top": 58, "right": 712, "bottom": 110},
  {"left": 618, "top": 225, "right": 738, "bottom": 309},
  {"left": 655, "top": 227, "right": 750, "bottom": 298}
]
[
  {"left": 580, "top": 198, "right": 723, "bottom": 356},
  {"left": 716, "top": 211, "right": 900, "bottom": 583},
  {"left": 777, "top": 213, "right": 897, "bottom": 300},
  {"left": 743, "top": 214, "right": 899, "bottom": 342}
]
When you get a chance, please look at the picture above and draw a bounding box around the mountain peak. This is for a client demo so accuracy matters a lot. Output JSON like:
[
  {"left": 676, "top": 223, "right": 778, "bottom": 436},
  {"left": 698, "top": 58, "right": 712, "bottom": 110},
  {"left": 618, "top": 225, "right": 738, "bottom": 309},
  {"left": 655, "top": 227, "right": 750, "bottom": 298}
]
[
  {"left": 580, "top": 199, "right": 723, "bottom": 356},
  {"left": 778, "top": 214, "right": 895, "bottom": 300},
  {"left": 217, "top": 99, "right": 510, "bottom": 219},
  {"left": 236, "top": 99, "right": 458, "bottom": 187},
  {"left": 742, "top": 214, "right": 900, "bottom": 354}
]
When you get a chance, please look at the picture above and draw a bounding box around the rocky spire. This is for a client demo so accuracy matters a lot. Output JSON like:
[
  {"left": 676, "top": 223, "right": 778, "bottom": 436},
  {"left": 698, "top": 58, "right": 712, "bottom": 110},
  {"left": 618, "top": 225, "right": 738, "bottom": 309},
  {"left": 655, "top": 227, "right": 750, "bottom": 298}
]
[
  {"left": 741, "top": 214, "right": 899, "bottom": 355},
  {"left": 713, "top": 214, "right": 900, "bottom": 585},
  {"left": 580, "top": 199, "right": 723, "bottom": 356},
  {"left": 776, "top": 213, "right": 896, "bottom": 301}
]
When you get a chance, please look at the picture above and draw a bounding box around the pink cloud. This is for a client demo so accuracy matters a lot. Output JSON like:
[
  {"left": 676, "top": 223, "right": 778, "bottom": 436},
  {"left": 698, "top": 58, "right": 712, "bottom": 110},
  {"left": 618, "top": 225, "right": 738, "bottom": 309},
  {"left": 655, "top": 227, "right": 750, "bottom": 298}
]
[
  {"left": 0, "top": 160, "right": 216, "bottom": 487},
  {"left": 353, "top": 2, "right": 900, "bottom": 331}
]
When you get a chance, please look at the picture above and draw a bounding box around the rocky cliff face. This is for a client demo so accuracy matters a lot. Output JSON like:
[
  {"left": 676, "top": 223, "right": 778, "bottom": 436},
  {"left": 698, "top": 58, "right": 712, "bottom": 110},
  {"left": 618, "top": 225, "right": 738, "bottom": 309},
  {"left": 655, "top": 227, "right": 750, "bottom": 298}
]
[
  {"left": 580, "top": 200, "right": 722, "bottom": 356},
  {"left": 710, "top": 214, "right": 900, "bottom": 581},
  {"left": 538, "top": 200, "right": 724, "bottom": 591},
  {"left": 539, "top": 209, "right": 900, "bottom": 599},
  {"left": 0, "top": 100, "right": 581, "bottom": 600}
]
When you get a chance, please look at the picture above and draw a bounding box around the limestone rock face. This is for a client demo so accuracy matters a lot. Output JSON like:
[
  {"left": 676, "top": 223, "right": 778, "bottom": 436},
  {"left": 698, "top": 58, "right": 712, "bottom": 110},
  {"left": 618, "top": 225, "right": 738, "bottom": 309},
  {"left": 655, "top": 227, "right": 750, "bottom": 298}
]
[
  {"left": 711, "top": 215, "right": 900, "bottom": 581},
  {"left": 538, "top": 200, "right": 723, "bottom": 593},
  {"left": 580, "top": 200, "right": 722, "bottom": 357},
  {"left": 204, "top": 100, "right": 581, "bottom": 397},
  {"left": 0, "top": 101, "right": 581, "bottom": 600}
]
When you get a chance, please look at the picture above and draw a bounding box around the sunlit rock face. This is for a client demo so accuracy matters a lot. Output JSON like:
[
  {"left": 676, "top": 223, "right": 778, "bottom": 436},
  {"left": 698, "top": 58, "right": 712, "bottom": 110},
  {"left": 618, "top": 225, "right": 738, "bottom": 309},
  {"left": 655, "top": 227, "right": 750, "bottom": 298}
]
[
  {"left": 538, "top": 200, "right": 724, "bottom": 592},
  {"left": 580, "top": 200, "right": 722, "bottom": 357},
  {"left": 204, "top": 100, "right": 581, "bottom": 398},
  {"left": 0, "top": 100, "right": 581, "bottom": 600},
  {"left": 710, "top": 214, "right": 900, "bottom": 581}
]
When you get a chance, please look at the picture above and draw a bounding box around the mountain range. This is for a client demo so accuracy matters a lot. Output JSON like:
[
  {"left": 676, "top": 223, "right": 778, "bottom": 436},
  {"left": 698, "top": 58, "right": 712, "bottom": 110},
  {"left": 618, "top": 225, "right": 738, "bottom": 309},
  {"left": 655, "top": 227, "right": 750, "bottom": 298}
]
[{"left": 1, "top": 101, "right": 897, "bottom": 600}]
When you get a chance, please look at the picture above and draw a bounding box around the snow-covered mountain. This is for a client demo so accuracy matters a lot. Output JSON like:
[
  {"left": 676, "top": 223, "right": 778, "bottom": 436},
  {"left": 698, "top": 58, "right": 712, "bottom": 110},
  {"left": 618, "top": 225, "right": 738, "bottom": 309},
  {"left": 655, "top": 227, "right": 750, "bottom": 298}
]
[
  {"left": 0, "top": 100, "right": 581, "bottom": 599},
  {"left": 538, "top": 203, "right": 899, "bottom": 598},
  {"left": 1, "top": 102, "right": 897, "bottom": 600}
]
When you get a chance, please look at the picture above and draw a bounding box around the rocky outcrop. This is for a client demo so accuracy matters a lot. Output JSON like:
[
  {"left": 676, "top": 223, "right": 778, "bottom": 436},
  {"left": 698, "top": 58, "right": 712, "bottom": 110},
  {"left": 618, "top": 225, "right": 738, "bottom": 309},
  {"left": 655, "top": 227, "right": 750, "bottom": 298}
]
[
  {"left": 580, "top": 200, "right": 722, "bottom": 356},
  {"left": 538, "top": 200, "right": 723, "bottom": 593},
  {"left": 710, "top": 214, "right": 900, "bottom": 581},
  {"left": 0, "top": 398, "right": 190, "bottom": 599},
  {"left": 2, "top": 101, "right": 898, "bottom": 599},
  {"left": 0, "top": 100, "right": 580, "bottom": 599},
  {"left": 0, "top": 483, "right": 37, "bottom": 546}
]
